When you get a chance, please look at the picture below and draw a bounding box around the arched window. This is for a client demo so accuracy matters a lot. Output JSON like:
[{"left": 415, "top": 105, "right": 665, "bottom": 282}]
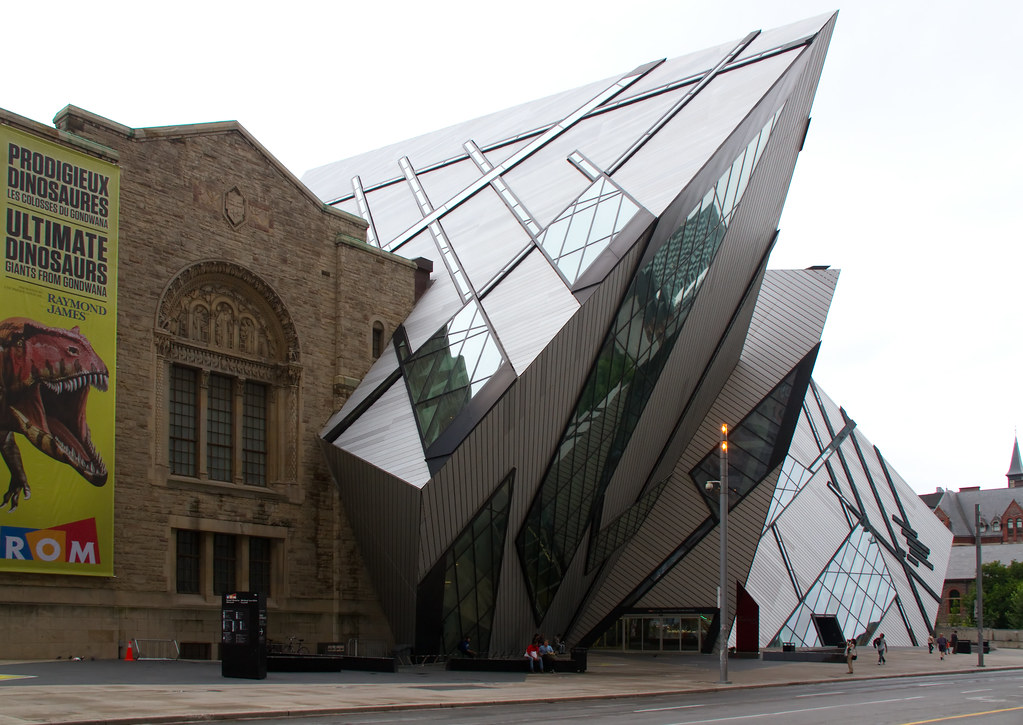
[
  {"left": 948, "top": 589, "right": 961, "bottom": 615},
  {"left": 156, "top": 261, "right": 300, "bottom": 488},
  {"left": 992, "top": 517, "right": 1000, "bottom": 532}
]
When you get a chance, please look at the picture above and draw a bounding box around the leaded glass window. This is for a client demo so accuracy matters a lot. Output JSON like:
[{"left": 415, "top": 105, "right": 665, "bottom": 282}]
[
  {"left": 249, "top": 537, "right": 271, "bottom": 596},
  {"left": 169, "top": 365, "right": 271, "bottom": 487},
  {"left": 175, "top": 530, "right": 201, "bottom": 594},
  {"left": 213, "top": 533, "right": 237, "bottom": 596},
  {"left": 207, "top": 374, "right": 233, "bottom": 482},
  {"left": 242, "top": 381, "right": 267, "bottom": 486},
  {"left": 169, "top": 366, "right": 198, "bottom": 477}
]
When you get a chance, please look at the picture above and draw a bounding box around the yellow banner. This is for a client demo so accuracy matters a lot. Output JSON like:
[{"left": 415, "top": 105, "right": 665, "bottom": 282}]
[{"left": 1, "top": 124, "right": 117, "bottom": 576}]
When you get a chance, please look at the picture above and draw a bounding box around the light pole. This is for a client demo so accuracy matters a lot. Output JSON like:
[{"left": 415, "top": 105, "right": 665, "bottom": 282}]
[
  {"left": 705, "top": 423, "right": 730, "bottom": 684},
  {"left": 975, "top": 503, "right": 985, "bottom": 667}
]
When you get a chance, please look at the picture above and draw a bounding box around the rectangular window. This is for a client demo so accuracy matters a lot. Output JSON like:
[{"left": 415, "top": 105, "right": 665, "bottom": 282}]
[
  {"left": 249, "top": 537, "right": 272, "bottom": 596},
  {"left": 242, "top": 382, "right": 268, "bottom": 486},
  {"left": 213, "top": 533, "right": 237, "bottom": 596},
  {"left": 176, "top": 530, "right": 201, "bottom": 594},
  {"left": 207, "top": 374, "right": 233, "bottom": 482},
  {"left": 169, "top": 366, "right": 198, "bottom": 476}
]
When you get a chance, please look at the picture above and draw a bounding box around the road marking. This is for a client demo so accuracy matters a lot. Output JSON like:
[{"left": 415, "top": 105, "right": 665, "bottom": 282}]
[
  {"left": 636, "top": 704, "right": 705, "bottom": 712},
  {"left": 669, "top": 696, "right": 922, "bottom": 724},
  {"left": 0, "top": 675, "right": 35, "bottom": 681},
  {"left": 796, "top": 691, "right": 846, "bottom": 698},
  {"left": 899, "top": 705, "right": 1023, "bottom": 724},
  {"left": 960, "top": 688, "right": 992, "bottom": 693}
]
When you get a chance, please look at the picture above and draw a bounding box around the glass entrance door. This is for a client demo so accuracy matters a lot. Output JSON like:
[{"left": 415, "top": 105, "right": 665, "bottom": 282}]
[{"left": 607, "top": 614, "right": 711, "bottom": 652}]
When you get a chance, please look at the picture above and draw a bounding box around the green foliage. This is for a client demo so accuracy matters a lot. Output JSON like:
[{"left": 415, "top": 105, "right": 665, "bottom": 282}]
[{"left": 959, "top": 561, "right": 1023, "bottom": 629}]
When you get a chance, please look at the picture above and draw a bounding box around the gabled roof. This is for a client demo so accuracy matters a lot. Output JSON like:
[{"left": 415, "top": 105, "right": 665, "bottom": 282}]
[{"left": 934, "top": 487, "right": 1023, "bottom": 535}]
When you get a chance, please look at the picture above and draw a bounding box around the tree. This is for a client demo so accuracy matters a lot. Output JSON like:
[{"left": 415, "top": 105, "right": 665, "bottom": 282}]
[{"left": 960, "top": 561, "right": 1023, "bottom": 629}]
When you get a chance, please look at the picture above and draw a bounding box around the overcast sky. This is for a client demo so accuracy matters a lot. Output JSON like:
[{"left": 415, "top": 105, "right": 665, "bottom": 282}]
[{"left": 5, "top": 0, "right": 1020, "bottom": 495}]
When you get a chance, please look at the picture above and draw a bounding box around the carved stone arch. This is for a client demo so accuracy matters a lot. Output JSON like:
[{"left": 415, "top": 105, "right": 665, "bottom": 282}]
[{"left": 156, "top": 260, "right": 300, "bottom": 365}]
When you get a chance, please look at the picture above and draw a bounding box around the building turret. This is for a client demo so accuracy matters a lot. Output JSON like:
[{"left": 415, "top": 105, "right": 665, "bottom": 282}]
[{"left": 1008, "top": 435, "right": 1023, "bottom": 488}]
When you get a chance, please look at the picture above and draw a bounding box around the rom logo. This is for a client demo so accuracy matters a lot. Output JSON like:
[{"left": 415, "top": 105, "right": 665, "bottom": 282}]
[{"left": 0, "top": 518, "right": 100, "bottom": 564}]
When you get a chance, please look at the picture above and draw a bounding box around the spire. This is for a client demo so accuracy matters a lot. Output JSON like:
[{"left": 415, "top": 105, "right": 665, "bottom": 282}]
[{"left": 1007, "top": 434, "right": 1023, "bottom": 486}]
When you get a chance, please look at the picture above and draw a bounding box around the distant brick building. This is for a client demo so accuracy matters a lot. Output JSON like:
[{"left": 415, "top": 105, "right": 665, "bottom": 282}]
[
  {"left": 0, "top": 106, "right": 422, "bottom": 659},
  {"left": 927, "top": 437, "right": 1023, "bottom": 625}
]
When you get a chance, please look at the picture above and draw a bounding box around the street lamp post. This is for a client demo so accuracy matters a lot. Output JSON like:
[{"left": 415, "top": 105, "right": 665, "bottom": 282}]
[
  {"left": 704, "top": 425, "right": 730, "bottom": 684},
  {"left": 717, "top": 423, "right": 730, "bottom": 684}
]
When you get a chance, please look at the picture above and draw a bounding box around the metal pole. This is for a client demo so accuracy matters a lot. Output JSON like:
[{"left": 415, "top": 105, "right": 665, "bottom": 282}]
[
  {"left": 719, "top": 424, "right": 730, "bottom": 684},
  {"left": 975, "top": 504, "right": 984, "bottom": 667}
]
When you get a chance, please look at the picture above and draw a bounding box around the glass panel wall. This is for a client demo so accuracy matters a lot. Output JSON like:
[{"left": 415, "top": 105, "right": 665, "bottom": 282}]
[{"left": 517, "top": 108, "right": 785, "bottom": 622}]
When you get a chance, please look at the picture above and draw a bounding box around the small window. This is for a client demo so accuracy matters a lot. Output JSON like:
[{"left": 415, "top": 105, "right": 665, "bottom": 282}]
[
  {"left": 372, "top": 321, "right": 385, "bottom": 359},
  {"left": 992, "top": 518, "right": 1000, "bottom": 532},
  {"left": 249, "top": 537, "right": 272, "bottom": 596},
  {"left": 213, "top": 533, "right": 237, "bottom": 595},
  {"left": 1017, "top": 517, "right": 1022, "bottom": 530},
  {"left": 1009, "top": 518, "right": 1016, "bottom": 531},
  {"left": 176, "top": 530, "right": 201, "bottom": 594}
]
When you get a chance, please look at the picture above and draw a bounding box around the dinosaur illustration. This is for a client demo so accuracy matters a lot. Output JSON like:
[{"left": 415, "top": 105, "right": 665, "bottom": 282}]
[{"left": 0, "top": 317, "right": 109, "bottom": 512}]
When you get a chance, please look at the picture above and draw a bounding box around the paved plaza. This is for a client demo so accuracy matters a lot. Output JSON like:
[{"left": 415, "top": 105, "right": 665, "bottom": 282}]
[{"left": 1, "top": 647, "right": 1021, "bottom": 725}]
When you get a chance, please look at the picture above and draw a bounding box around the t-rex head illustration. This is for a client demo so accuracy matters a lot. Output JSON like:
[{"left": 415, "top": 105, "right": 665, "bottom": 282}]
[{"left": 0, "top": 317, "right": 109, "bottom": 497}]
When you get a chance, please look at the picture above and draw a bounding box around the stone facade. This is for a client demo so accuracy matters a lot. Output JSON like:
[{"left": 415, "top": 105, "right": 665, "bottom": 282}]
[{"left": 0, "top": 107, "right": 419, "bottom": 659}]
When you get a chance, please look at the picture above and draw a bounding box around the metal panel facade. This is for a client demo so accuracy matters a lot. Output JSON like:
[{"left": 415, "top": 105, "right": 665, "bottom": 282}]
[{"left": 310, "top": 13, "right": 947, "bottom": 656}]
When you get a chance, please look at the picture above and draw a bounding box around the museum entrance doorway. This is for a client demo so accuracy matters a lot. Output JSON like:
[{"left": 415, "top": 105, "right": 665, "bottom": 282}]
[{"left": 590, "top": 610, "right": 715, "bottom": 652}]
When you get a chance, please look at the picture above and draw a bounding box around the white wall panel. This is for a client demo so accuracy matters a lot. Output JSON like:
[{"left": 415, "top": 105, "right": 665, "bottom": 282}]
[
  {"left": 335, "top": 379, "right": 430, "bottom": 488},
  {"left": 773, "top": 481, "right": 853, "bottom": 594},
  {"left": 323, "top": 345, "right": 400, "bottom": 433},
  {"left": 616, "top": 50, "right": 803, "bottom": 217},
  {"left": 442, "top": 187, "right": 532, "bottom": 293},
  {"left": 482, "top": 248, "right": 578, "bottom": 375}
]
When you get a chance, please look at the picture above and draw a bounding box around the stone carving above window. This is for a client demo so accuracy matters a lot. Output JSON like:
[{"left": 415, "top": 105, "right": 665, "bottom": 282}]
[
  {"left": 224, "top": 187, "right": 246, "bottom": 228},
  {"left": 167, "top": 284, "right": 277, "bottom": 359},
  {"left": 156, "top": 260, "right": 301, "bottom": 385}
]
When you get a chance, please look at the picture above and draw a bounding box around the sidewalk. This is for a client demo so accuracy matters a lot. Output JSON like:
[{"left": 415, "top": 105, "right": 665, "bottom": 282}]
[{"left": 1, "top": 646, "right": 1020, "bottom": 725}]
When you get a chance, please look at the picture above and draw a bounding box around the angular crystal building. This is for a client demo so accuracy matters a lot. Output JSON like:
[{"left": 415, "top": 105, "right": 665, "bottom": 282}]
[{"left": 307, "top": 12, "right": 950, "bottom": 655}]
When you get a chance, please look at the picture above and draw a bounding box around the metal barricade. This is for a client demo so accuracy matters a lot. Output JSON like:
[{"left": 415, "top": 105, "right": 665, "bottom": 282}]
[{"left": 132, "top": 638, "right": 180, "bottom": 660}]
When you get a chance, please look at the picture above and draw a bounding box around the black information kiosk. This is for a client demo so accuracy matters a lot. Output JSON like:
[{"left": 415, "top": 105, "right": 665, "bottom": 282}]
[{"left": 221, "top": 592, "right": 267, "bottom": 679}]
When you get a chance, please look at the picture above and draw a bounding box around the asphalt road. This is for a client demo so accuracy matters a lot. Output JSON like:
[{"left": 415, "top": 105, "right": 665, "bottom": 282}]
[{"left": 239, "top": 670, "right": 1023, "bottom": 725}]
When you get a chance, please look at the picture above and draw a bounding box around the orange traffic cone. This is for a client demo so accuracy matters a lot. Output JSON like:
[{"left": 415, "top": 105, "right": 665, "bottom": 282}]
[{"left": 125, "top": 640, "right": 134, "bottom": 661}]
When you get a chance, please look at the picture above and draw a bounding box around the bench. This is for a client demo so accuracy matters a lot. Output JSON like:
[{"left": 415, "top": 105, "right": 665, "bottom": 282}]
[
  {"left": 446, "top": 654, "right": 585, "bottom": 673},
  {"left": 267, "top": 654, "right": 343, "bottom": 672}
]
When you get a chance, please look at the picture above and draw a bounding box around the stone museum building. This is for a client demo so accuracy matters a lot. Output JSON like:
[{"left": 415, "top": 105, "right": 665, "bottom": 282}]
[{"left": 0, "top": 105, "right": 421, "bottom": 659}]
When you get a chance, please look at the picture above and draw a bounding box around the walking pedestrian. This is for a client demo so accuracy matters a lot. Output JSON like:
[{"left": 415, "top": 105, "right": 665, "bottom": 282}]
[
  {"left": 950, "top": 630, "right": 958, "bottom": 655},
  {"left": 927, "top": 633, "right": 934, "bottom": 654},
  {"left": 874, "top": 632, "right": 887, "bottom": 665},
  {"left": 937, "top": 633, "right": 948, "bottom": 660}
]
